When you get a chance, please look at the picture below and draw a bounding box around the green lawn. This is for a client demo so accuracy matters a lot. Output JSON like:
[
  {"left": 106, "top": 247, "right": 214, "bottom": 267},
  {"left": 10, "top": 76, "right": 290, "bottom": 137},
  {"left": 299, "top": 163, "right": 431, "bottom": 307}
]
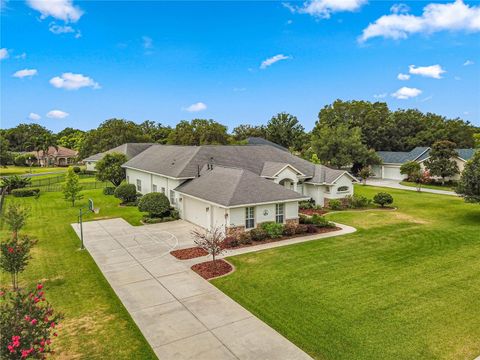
[
  {"left": 0, "top": 190, "right": 155, "bottom": 359},
  {"left": 0, "top": 166, "right": 67, "bottom": 176},
  {"left": 212, "top": 186, "right": 480, "bottom": 360},
  {"left": 400, "top": 181, "right": 455, "bottom": 192}
]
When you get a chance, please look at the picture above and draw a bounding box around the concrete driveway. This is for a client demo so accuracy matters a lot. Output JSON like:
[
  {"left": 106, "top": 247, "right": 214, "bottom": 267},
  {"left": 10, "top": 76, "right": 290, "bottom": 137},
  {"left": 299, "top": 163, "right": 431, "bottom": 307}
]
[
  {"left": 72, "top": 218, "right": 313, "bottom": 360},
  {"left": 365, "top": 178, "right": 457, "bottom": 196}
]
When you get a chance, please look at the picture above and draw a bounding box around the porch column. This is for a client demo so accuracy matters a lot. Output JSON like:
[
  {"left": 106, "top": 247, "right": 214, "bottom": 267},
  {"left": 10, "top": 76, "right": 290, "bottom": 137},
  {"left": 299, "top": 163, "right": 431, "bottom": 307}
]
[{"left": 293, "top": 181, "right": 298, "bottom": 192}]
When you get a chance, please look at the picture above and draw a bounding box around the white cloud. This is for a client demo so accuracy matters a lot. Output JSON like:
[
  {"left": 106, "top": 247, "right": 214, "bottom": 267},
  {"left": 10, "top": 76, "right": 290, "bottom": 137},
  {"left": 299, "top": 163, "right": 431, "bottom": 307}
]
[
  {"left": 47, "top": 110, "right": 69, "bottom": 119},
  {"left": 142, "top": 36, "right": 153, "bottom": 49},
  {"left": 183, "top": 102, "right": 207, "bottom": 112},
  {"left": 26, "top": 0, "right": 83, "bottom": 22},
  {"left": 285, "top": 0, "right": 367, "bottom": 19},
  {"left": 391, "top": 86, "right": 422, "bottom": 99},
  {"left": 260, "top": 54, "right": 291, "bottom": 69},
  {"left": 373, "top": 93, "right": 387, "bottom": 99},
  {"left": 409, "top": 64, "right": 445, "bottom": 79},
  {"left": 13, "top": 68, "right": 38, "bottom": 78},
  {"left": 397, "top": 73, "right": 410, "bottom": 80},
  {"left": 463, "top": 60, "right": 474, "bottom": 66},
  {"left": 50, "top": 72, "right": 100, "bottom": 90},
  {"left": 14, "top": 52, "right": 26, "bottom": 59},
  {"left": 359, "top": 0, "right": 480, "bottom": 42},
  {"left": 0, "top": 48, "right": 8, "bottom": 60},
  {"left": 28, "top": 112, "right": 41, "bottom": 121},
  {"left": 390, "top": 3, "right": 410, "bottom": 14}
]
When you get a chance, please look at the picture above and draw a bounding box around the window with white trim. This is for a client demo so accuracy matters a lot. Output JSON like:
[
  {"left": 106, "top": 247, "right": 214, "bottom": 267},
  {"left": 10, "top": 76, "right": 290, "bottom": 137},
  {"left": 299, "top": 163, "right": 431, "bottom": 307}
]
[
  {"left": 136, "top": 179, "right": 141, "bottom": 192},
  {"left": 275, "top": 203, "right": 284, "bottom": 224},
  {"left": 161, "top": 187, "right": 166, "bottom": 194},
  {"left": 338, "top": 186, "right": 349, "bottom": 192},
  {"left": 245, "top": 207, "right": 255, "bottom": 229},
  {"left": 152, "top": 184, "right": 157, "bottom": 192},
  {"left": 170, "top": 190, "right": 175, "bottom": 204}
]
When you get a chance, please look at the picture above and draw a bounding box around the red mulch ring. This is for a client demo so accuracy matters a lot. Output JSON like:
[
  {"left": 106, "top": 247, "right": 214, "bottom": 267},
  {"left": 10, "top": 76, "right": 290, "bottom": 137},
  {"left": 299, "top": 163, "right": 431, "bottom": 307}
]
[
  {"left": 299, "top": 209, "right": 329, "bottom": 216},
  {"left": 170, "top": 247, "right": 208, "bottom": 260},
  {"left": 191, "top": 259, "right": 233, "bottom": 280}
]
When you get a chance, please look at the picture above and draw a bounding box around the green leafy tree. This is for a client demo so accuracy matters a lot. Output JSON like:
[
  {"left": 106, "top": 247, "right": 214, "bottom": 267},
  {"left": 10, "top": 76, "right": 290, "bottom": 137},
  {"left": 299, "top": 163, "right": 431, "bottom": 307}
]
[
  {"left": 4, "top": 124, "right": 52, "bottom": 152},
  {"left": 0, "top": 235, "right": 37, "bottom": 290},
  {"left": 473, "top": 133, "right": 480, "bottom": 149},
  {"left": 310, "top": 153, "right": 321, "bottom": 164},
  {"left": 400, "top": 161, "right": 421, "bottom": 180},
  {"left": 1, "top": 176, "right": 32, "bottom": 194},
  {"left": 0, "top": 284, "right": 63, "bottom": 358},
  {"left": 359, "top": 167, "right": 374, "bottom": 185},
  {"left": 232, "top": 124, "right": 267, "bottom": 140},
  {"left": 139, "top": 120, "right": 172, "bottom": 144},
  {"left": 37, "top": 134, "right": 58, "bottom": 167},
  {"left": 0, "top": 135, "right": 13, "bottom": 166},
  {"left": 95, "top": 153, "right": 128, "bottom": 187},
  {"left": 57, "top": 128, "right": 85, "bottom": 151},
  {"left": 167, "top": 119, "right": 230, "bottom": 145},
  {"left": 138, "top": 192, "right": 171, "bottom": 217},
  {"left": 114, "top": 183, "right": 138, "bottom": 204},
  {"left": 63, "top": 167, "right": 83, "bottom": 206},
  {"left": 3, "top": 203, "right": 30, "bottom": 240},
  {"left": 424, "top": 140, "right": 459, "bottom": 185},
  {"left": 265, "top": 112, "right": 305, "bottom": 151},
  {"left": 311, "top": 124, "right": 373, "bottom": 169},
  {"left": 456, "top": 151, "right": 480, "bottom": 203}
]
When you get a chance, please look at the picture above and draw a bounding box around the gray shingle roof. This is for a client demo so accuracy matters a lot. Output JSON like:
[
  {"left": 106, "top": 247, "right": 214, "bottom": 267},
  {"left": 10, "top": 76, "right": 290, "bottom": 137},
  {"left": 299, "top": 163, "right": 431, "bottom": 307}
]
[
  {"left": 456, "top": 148, "right": 477, "bottom": 161},
  {"left": 84, "top": 143, "right": 155, "bottom": 162},
  {"left": 378, "top": 147, "right": 476, "bottom": 164},
  {"left": 247, "top": 137, "right": 288, "bottom": 151},
  {"left": 305, "top": 165, "right": 349, "bottom": 184},
  {"left": 260, "top": 162, "right": 290, "bottom": 178},
  {"left": 175, "top": 166, "right": 307, "bottom": 207}
]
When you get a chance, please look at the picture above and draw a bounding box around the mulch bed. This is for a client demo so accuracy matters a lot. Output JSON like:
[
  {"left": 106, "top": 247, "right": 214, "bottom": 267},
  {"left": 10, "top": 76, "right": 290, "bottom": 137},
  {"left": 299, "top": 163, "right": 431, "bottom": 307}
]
[
  {"left": 299, "top": 208, "right": 329, "bottom": 216},
  {"left": 222, "top": 226, "right": 341, "bottom": 250},
  {"left": 191, "top": 259, "right": 233, "bottom": 280},
  {"left": 170, "top": 247, "right": 208, "bottom": 260}
]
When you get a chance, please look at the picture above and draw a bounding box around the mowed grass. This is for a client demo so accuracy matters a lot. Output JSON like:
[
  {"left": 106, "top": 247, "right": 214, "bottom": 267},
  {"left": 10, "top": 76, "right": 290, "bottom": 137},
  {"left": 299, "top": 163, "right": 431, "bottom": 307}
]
[
  {"left": 400, "top": 181, "right": 455, "bottom": 192},
  {"left": 0, "top": 190, "right": 155, "bottom": 359},
  {"left": 212, "top": 186, "right": 480, "bottom": 360},
  {"left": 0, "top": 166, "right": 67, "bottom": 176}
]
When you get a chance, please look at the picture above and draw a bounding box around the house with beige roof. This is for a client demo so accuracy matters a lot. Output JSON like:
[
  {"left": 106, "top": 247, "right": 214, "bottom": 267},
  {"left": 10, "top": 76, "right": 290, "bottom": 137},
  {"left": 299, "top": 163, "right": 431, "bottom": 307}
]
[
  {"left": 30, "top": 146, "right": 78, "bottom": 167},
  {"left": 109, "top": 143, "right": 357, "bottom": 234}
]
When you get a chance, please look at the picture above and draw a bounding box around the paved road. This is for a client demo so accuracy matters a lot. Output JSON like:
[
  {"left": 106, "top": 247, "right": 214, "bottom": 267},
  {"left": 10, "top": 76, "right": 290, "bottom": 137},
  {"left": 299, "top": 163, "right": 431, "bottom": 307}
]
[
  {"left": 72, "top": 218, "right": 355, "bottom": 360},
  {"left": 365, "top": 179, "right": 457, "bottom": 196}
]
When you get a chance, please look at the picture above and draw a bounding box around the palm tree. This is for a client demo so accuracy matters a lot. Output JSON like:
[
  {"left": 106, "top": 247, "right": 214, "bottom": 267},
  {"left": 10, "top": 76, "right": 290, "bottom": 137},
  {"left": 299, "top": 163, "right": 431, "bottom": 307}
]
[{"left": 35, "top": 134, "right": 58, "bottom": 167}]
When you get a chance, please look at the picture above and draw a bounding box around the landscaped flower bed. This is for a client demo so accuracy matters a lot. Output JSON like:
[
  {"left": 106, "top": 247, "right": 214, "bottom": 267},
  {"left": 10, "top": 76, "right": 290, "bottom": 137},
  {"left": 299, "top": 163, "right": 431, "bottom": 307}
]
[
  {"left": 299, "top": 208, "right": 329, "bottom": 216},
  {"left": 170, "top": 247, "right": 208, "bottom": 260},
  {"left": 191, "top": 259, "right": 233, "bottom": 280}
]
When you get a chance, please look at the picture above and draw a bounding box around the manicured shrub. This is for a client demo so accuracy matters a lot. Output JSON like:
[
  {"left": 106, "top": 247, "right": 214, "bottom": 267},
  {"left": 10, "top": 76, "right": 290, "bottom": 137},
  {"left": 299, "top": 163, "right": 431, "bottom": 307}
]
[
  {"left": 114, "top": 183, "right": 137, "bottom": 204},
  {"left": 11, "top": 188, "right": 40, "bottom": 197},
  {"left": 2, "top": 175, "right": 31, "bottom": 193},
  {"left": 299, "top": 214, "right": 312, "bottom": 224},
  {"left": 311, "top": 214, "right": 336, "bottom": 228},
  {"left": 72, "top": 166, "right": 81, "bottom": 173},
  {"left": 328, "top": 199, "right": 342, "bottom": 210},
  {"left": 373, "top": 192, "right": 394, "bottom": 208},
  {"left": 295, "top": 224, "right": 308, "bottom": 234},
  {"left": 142, "top": 216, "right": 176, "bottom": 224},
  {"left": 103, "top": 186, "right": 116, "bottom": 195},
  {"left": 238, "top": 232, "right": 252, "bottom": 245},
  {"left": 14, "top": 154, "right": 35, "bottom": 167},
  {"left": 305, "top": 224, "right": 318, "bottom": 233},
  {"left": 223, "top": 236, "right": 240, "bottom": 248},
  {"left": 299, "top": 199, "right": 315, "bottom": 209},
  {"left": 250, "top": 228, "right": 269, "bottom": 241},
  {"left": 283, "top": 223, "right": 297, "bottom": 236},
  {"left": 345, "top": 194, "right": 371, "bottom": 209},
  {"left": 138, "top": 192, "right": 170, "bottom": 218},
  {"left": 261, "top": 222, "right": 284, "bottom": 238}
]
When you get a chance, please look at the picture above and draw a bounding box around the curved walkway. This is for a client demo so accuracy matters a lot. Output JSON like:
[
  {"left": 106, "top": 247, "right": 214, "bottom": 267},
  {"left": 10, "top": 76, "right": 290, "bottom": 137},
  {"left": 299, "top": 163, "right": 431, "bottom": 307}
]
[
  {"left": 365, "top": 179, "right": 457, "bottom": 196},
  {"left": 72, "top": 218, "right": 355, "bottom": 360}
]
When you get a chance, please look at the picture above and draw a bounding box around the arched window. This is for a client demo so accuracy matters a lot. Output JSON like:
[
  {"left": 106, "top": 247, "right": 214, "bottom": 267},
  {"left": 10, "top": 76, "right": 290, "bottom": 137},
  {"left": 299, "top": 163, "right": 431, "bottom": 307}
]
[{"left": 337, "top": 186, "right": 349, "bottom": 192}]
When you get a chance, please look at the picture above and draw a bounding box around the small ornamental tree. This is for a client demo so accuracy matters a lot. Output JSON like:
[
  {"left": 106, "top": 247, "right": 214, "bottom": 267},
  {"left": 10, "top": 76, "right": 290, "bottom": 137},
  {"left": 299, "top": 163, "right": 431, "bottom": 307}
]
[
  {"left": 191, "top": 226, "right": 225, "bottom": 269},
  {"left": 400, "top": 161, "right": 421, "bottom": 180},
  {"left": 456, "top": 151, "right": 480, "bottom": 203},
  {"left": 95, "top": 152, "right": 128, "bottom": 187},
  {"left": 138, "top": 192, "right": 170, "bottom": 217},
  {"left": 410, "top": 170, "right": 431, "bottom": 192},
  {"left": 3, "top": 203, "right": 29, "bottom": 240},
  {"left": 0, "top": 284, "right": 63, "bottom": 359},
  {"left": 358, "top": 167, "right": 374, "bottom": 185},
  {"left": 63, "top": 167, "right": 83, "bottom": 207},
  {"left": 373, "top": 192, "right": 393, "bottom": 208},
  {"left": 0, "top": 235, "right": 37, "bottom": 290},
  {"left": 114, "top": 183, "right": 138, "bottom": 204},
  {"left": 424, "top": 140, "right": 459, "bottom": 185}
]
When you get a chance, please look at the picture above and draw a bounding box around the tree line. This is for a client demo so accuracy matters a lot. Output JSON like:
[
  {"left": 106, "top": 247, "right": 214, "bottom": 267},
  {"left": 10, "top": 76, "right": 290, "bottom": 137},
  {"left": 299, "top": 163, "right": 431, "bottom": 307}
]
[{"left": 1, "top": 100, "right": 478, "bottom": 169}]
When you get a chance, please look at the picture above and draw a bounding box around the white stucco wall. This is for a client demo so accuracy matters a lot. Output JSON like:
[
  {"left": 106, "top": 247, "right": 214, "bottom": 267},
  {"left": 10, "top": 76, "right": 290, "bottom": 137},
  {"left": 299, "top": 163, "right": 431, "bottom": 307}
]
[
  {"left": 274, "top": 167, "right": 301, "bottom": 188},
  {"left": 285, "top": 201, "right": 299, "bottom": 219},
  {"left": 303, "top": 183, "right": 325, "bottom": 206},
  {"left": 325, "top": 174, "right": 354, "bottom": 200},
  {"left": 227, "top": 201, "right": 299, "bottom": 229},
  {"left": 85, "top": 161, "right": 97, "bottom": 171},
  {"left": 229, "top": 207, "right": 245, "bottom": 228}
]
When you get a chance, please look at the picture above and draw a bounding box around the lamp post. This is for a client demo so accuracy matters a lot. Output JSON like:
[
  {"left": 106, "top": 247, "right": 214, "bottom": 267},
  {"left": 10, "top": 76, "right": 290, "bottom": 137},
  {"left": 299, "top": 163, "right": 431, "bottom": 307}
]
[{"left": 78, "top": 199, "right": 97, "bottom": 250}]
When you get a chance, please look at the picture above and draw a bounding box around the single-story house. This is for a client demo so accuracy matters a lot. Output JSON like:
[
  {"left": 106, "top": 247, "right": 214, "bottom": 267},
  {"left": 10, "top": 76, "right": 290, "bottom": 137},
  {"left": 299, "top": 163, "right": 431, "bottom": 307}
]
[
  {"left": 30, "top": 146, "right": 78, "bottom": 167},
  {"left": 117, "top": 144, "right": 356, "bottom": 234},
  {"left": 372, "top": 147, "right": 477, "bottom": 180},
  {"left": 83, "top": 143, "right": 155, "bottom": 171}
]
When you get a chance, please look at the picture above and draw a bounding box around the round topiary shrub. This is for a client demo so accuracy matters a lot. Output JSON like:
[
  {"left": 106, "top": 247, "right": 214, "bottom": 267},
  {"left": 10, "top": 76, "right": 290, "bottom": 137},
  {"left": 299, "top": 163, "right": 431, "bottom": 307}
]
[
  {"left": 138, "top": 192, "right": 170, "bottom": 218},
  {"left": 73, "top": 166, "right": 81, "bottom": 173},
  {"left": 114, "top": 183, "right": 137, "bottom": 204},
  {"left": 373, "top": 192, "right": 394, "bottom": 208}
]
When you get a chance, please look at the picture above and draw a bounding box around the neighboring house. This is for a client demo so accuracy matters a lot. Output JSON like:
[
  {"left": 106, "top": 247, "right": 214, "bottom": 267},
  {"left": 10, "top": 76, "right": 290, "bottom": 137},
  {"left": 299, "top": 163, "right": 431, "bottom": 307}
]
[
  {"left": 83, "top": 143, "right": 155, "bottom": 171},
  {"left": 119, "top": 144, "right": 356, "bottom": 234},
  {"left": 372, "top": 147, "right": 477, "bottom": 181},
  {"left": 30, "top": 146, "right": 78, "bottom": 167}
]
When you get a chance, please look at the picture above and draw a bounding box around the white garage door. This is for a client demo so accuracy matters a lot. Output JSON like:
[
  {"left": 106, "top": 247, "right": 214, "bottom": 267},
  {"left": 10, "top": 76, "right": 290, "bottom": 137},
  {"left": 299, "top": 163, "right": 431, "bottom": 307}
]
[
  {"left": 183, "top": 196, "right": 210, "bottom": 229},
  {"left": 383, "top": 166, "right": 403, "bottom": 180}
]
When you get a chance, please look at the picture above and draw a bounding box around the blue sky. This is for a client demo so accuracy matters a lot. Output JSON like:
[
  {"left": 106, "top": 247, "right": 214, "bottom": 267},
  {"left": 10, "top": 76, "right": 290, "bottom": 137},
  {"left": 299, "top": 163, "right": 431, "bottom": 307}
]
[{"left": 1, "top": 0, "right": 479, "bottom": 133}]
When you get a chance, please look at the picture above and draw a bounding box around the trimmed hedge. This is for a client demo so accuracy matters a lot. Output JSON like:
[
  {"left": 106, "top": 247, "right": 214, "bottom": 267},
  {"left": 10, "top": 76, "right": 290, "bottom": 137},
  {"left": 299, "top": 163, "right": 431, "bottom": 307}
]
[
  {"left": 114, "top": 183, "right": 137, "bottom": 204},
  {"left": 103, "top": 186, "right": 116, "bottom": 195},
  {"left": 11, "top": 188, "right": 40, "bottom": 197},
  {"left": 261, "top": 222, "right": 284, "bottom": 238},
  {"left": 138, "top": 192, "right": 171, "bottom": 217}
]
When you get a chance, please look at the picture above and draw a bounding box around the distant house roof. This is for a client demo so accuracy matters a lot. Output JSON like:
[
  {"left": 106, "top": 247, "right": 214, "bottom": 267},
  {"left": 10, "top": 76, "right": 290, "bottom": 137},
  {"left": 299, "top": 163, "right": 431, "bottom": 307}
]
[
  {"left": 247, "top": 137, "right": 288, "bottom": 151},
  {"left": 306, "top": 165, "right": 353, "bottom": 184},
  {"left": 84, "top": 143, "right": 155, "bottom": 162},
  {"left": 175, "top": 166, "right": 307, "bottom": 207},
  {"left": 33, "top": 146, "right": 78, "bottom": 158},
  {"left": 377, "top": 146, "right": 477, "bottom": 164}
]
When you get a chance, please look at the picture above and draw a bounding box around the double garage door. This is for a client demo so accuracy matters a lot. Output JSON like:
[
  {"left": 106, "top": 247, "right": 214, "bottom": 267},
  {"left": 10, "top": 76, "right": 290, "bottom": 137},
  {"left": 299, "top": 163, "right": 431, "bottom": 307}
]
[
  {"left": 383, "top": 166, "right": 403, "bottom": 180},
  {"left": 183, "top": 196, "right": 211, "bottom": 229}
]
